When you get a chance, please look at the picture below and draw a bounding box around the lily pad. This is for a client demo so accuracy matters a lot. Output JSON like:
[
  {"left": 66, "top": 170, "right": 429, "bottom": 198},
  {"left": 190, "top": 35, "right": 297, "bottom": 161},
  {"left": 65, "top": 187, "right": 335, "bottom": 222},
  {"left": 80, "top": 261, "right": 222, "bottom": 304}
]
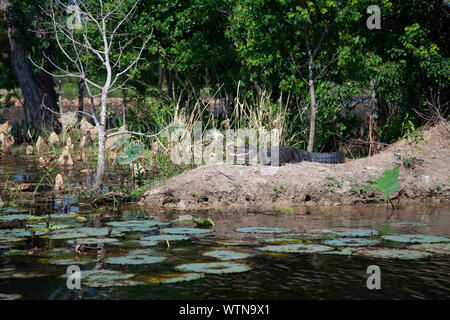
[
  {"left": 0, "top": 270, "right": 48, "bottom": 279},
  {"left": 203, "top": 250, "right": 251, "bottom": 261},
  {"left": 193, "top": 217, "right": 215, "bottom": 228},
  {"left": 258, "top": 243, "right": 334, "bottom": 253},
  {"left": 0, "top": 293, "right": 22, "bottom": 300},
  {"left": 323, "top": 238, "right": 380, "bottom": 247},
  {"left": 137, "top": 272, "right": 204, "bottom": 284},
  {"left": 45, "top": 231, "right": 89, "bottom": 240},
  {"left": 381, "top": 234, "right": 450, "bottom": 243},
  {"left": 262, "top": 238, "right": 305, "bottom": 244},
  {"left": 173, "top": 215, "right": 194, "bottom": 223},
  {"left": 41, "top": 256, "right": 98, "bottom": 265},
  {"left": 409, "top": 243, "right": 450, "bottom": 255},
  {"left": 321, "top": 248, "right": 363, "bottom": 255},
  {"left": 320, "top": 228, "right": 379, "bottom": 237},
  {"left": 105, "top": 250, "right": 166, "bottom": 265},
  {"left": 71, "top": 237, "right": 119, "bottom": 245},
  {"left": 140, "top": 234, "right": 190, "bottom": 242},
  {"left": 0, "top": 214, "right": 30, "bottom": 221},
  {"left": 62, "top": 269, "right": 143, "bottom": 288},
  {"left": 0, "top": 207, "right": 29, "bottom": 215},
  {"left": 75, "top": 227, "right": 121, "bottom": 237},
  {"left": 176, "top": 262, "right": 251, "bottom": 274},
  {"left": 358, "top": 248, "right": 432, "bottom": 260},
  {"left": 160, "top": 228, "right": 213, "bottom": 235},
  {"left": 235, "top": 226, "right": 292, "bottom": 234}
]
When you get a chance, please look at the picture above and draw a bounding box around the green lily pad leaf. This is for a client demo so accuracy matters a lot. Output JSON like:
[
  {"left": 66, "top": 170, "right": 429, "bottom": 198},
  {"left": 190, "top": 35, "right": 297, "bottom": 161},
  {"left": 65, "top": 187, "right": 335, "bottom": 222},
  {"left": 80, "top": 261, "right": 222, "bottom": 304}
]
[
  {"left": 71, "top": 237, "right": 119, "bottom": 245},
  {"left": 203, "top": 250, "right": 251, "bottom": 261},
  {"left": 62, "top": 269, "right": 142, "bottom": 288},
  {"left": 105, "top": 250, "right": 166, "bottom": 265},
  {"left": 409, "top": 243, "right": 450, "bottom": 255},
  {"left": 381, "top": 234, "right": 450, "bottom": 243},
  {"left": 259, "top": 243, "right": 334, "bottom": 253},
  {"left": 135, "top": 240, "right": 159, "bottom": 247},
  {"left": 176, "top": 262, "right": 251, "bottom": 274},
  {"left": 85, "top": 279, "right": 147, "bottom": 288},
  {"left": 0, "top": 214, "right": 30, "bottom": 221},
  {"left": 262, "top": 238, "right": 305, "bottom": 244},
  {"left": 160, "top": 228, "right": 213, "bottom": 235},
  {"left": 321, "top": 248, "right": 362, "bottom": 255},
  {"left": 0, "top": 207, "right": 29, "bottom": 215},
  {"left": 140, "top": 234, "right": 190, "bottom": 242},
  {"left": 0, "top": 293, "right": 22, "bottom": 300},
  {"left": 173, "top": 215, "right": 194, "bottom": 223},
  {"left": 320, "top": 228, "right": 379, "bottom": 237},
  {"left": 45, "top": 231, "right": 89, "bottom": 240},
  {"left": 235, "top": 226, "right": 292, "bottom": 234},
  {"left": 0, "top": 270, "right": 48, "bottom": 279},
  {"left": 137, "top": 272, "right": 204, "bottom": 284},
  {"left": 358, "top": 248, "right": 432, "bottom": 260},
  {"left": 3, "top": 249, "right": 29, "bottom": 256},
  {"left": 105, "top": 220, "right": 170, "bottom": 229},
  {"left": 116, "top": 141, "right": 145, "bottom": 164},
  {"left": 193, "top": 217, "right": 215, "bottom": 228},
  {"left": 41, "top": 255, "right": 98, "bottom": 265},
  {"left": 75, "top": 227, "right": 121, "bottom": 237},
  {"left": 391, "top": 222, "right": 429, "bottom": 227},
  {"left": 323, "top": 238, "right": 381, "bottom": 247},
  {"left": 282, "top": 232, "right": 334, "bottom": 240}
]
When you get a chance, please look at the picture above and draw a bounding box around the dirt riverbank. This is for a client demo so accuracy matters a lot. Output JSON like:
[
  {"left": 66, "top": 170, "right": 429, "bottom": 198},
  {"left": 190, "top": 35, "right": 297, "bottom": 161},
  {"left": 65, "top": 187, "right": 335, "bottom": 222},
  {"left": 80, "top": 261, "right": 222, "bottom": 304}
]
[{"left": 139, "top": 123, "right": 449, "bottom": 211}]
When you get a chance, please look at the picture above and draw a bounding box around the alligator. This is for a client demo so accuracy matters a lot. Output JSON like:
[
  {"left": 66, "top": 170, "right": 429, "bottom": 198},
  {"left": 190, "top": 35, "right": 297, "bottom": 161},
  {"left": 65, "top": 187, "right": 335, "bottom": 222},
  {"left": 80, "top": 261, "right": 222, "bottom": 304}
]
[{"left": 229, "top": 145, "right": 344, "bottom": 165}]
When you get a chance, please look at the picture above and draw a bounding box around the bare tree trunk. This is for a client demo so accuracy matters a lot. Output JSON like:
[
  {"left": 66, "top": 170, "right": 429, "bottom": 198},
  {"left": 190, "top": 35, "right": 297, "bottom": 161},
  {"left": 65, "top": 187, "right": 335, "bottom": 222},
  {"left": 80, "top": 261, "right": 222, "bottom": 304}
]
[
  {"left": 307, "top": 55, "right": 317, "bottom": 152},
  {"left": 77, "top": 79, "right": 84, "bottom": 124},
  {"left": 93, "top": 127, "right": 106, "bottom": 193}
]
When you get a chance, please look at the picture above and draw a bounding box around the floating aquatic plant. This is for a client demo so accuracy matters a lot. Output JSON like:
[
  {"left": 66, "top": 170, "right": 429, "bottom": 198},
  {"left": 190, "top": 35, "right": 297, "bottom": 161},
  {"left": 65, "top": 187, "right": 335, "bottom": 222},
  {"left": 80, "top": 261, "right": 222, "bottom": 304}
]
[
  {"left": 62, "top": 269, "right": 144, "bottom": 288},
  {"left": 0, "top": 207, "right": 29, "bottom": 215},
  {"left": 0, "top": 293, "right": 22, "bottom": 300},
  {"left": 320, "top": 228, "right": 379, "bottom": 238},
  {"left": 75, "top": 227, "right": 121, "bottom": 237},
  {"left": 323, "top": 238, "right": 380, "bottom": 247},
  {"left": 0, "top": 214, "right": 30, "bottom": 221},
  {"left": 105, "top": 250, "right": 166, "bottom": 265},
  {"left": 193, "top": 217, "right": 215, "bottom": 229},
  {"left": 160, "top": 228, "right": 213, "bottom": 235},
  {"left": 258, "top": 243, "right": 334, "bottom": 254},
  {"left": 44, "top": 231, "right": 89, "bottom": 240},
  {"left": 321, "top": 248, "right": 362, "bottom": 256},
  {"left": 408, "top": 243, "right": 450, "bottom": 255},
  {"left": 381, "top": 234, "right": 450, "bottom": 243},
  {"left": 137, "top": 272, "right": 204, "bottom": 284},
  {"left": 235, "top": 226, "right": 292, "bottom": 234},
  {"left": 175, "top": 262, "right": 251, "bottom": 274},
  {"left": 71, "top": 237, "right": 119, "bottom": 245},
  {"left": 262, "top": 238, "right": 304, "bottom": 244},
  {"left": 140, "top": 235, "right": 190, "bottom": 242},
  {"left": 203, "top": 250, "right": 251, "bottom": 261},
  {"left": 358, "top": 248, "right": 432, "bottom": 260}
]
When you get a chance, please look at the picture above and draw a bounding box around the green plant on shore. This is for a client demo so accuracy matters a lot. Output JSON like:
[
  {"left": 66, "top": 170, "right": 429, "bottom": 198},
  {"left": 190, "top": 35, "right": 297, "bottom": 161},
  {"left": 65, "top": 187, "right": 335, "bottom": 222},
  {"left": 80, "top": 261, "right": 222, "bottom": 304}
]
[{"left": 364, "top": 166, "right": 401, "bottom": 209}]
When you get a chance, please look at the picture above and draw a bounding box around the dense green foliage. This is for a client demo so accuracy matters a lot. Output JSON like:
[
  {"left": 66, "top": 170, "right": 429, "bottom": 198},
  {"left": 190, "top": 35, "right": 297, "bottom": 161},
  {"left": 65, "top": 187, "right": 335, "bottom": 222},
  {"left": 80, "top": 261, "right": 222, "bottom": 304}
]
[{"left": 0, "top": 0, "right": 448, "bottom": 154}]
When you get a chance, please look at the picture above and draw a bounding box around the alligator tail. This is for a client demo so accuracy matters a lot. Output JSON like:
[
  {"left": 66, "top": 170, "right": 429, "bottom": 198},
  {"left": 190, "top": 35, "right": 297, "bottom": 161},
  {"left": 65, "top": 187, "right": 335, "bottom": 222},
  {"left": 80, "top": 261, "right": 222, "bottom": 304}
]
[{"left": 305, "top": 151, "right": 345, "bottom": 164}]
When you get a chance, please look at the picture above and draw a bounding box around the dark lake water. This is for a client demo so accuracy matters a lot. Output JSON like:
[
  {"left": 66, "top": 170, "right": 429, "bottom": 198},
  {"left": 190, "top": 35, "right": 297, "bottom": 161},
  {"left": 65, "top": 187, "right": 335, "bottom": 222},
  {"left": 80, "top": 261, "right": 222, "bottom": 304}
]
[{"left": 1, "top": 151, "right": 449, "bottom": 300}]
